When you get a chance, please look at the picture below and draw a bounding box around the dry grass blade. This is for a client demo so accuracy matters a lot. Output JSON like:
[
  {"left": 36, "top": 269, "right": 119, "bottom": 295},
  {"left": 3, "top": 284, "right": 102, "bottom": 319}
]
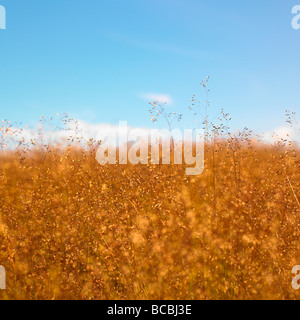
[{"left": 287, "top": 177, "right": 300, "bottom": 208}]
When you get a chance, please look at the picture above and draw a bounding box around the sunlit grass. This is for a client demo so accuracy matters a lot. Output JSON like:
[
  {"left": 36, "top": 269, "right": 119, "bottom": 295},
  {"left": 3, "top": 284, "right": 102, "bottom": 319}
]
[{"left": 0, "top": 112, "right": 299, "bottom": 300}]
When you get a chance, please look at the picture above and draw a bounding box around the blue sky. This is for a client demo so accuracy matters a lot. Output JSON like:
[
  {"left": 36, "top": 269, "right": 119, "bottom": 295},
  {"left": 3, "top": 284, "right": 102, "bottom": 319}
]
[{"left": 0, "top": 0, "right": 299, "bottom": 134}]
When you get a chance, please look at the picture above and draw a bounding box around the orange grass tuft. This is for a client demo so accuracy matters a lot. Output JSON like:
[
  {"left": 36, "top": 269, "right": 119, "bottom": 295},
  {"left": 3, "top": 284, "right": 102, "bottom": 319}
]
[{"left": 0, "top": 130, "right": 299, "bottom": 299}]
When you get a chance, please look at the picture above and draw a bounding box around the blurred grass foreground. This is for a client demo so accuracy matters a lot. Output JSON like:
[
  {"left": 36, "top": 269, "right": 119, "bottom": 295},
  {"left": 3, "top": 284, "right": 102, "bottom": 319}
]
[{"left": 0, "top": 113, "right": 299, "bottom": 300}]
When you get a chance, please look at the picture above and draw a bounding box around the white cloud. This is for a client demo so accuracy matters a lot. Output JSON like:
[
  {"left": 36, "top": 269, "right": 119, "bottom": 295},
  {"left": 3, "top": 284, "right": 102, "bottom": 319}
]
[
  {"left": 7, "top": 120, "right": 151, "bottom": 148},
  {"left": 4, "top": 119, "right": 300, "bottom": 151},
  {"left": 140, "top": 93, "right": 173, "bottom": 105},
  {"left": 262, "top": 126, "right": 300, "bottom": 144}
]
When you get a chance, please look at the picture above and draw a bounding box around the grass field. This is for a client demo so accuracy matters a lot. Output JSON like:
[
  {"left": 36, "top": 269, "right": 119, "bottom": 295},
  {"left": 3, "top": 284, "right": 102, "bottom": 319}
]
[{"left": 0, "top": 115, "right": 299, "bottom": 300}]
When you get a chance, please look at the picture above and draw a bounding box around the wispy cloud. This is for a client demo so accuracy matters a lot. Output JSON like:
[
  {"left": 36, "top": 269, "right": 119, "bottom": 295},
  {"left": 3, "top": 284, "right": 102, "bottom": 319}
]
[
  {"left": 104, "top": 30, "right": 198, "bottom": 57},
  {"left": 139, "top": 93, "right": 173, "bottom": 105}
]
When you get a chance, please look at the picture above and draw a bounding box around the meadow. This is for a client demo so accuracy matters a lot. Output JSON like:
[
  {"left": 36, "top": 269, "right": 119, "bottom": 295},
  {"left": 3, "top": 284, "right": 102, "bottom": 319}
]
[{"left": 0, "top": 110, "right": 299, "bottom": 300}]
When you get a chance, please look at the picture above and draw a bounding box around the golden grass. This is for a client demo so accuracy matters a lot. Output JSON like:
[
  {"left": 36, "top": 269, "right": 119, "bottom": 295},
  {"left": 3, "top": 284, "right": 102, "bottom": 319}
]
[{"left": 0, "top": 134, "right": 299, "bottom": 300}]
